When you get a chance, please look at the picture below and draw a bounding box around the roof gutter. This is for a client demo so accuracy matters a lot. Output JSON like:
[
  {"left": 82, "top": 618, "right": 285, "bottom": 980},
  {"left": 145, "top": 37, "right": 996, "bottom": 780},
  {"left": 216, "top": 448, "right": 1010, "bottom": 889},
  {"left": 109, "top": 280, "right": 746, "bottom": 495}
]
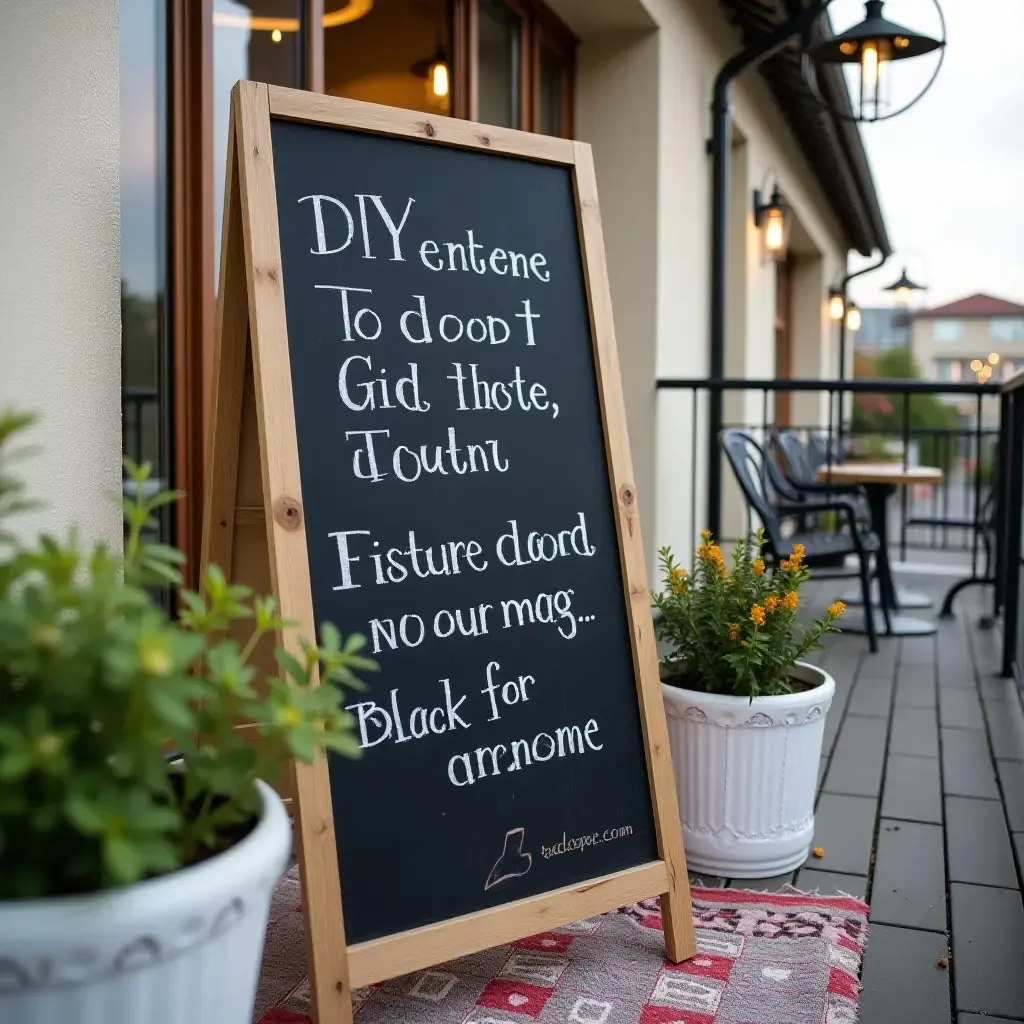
[{"left": 706, "top": 0, "right": 835, "bottom": 536}]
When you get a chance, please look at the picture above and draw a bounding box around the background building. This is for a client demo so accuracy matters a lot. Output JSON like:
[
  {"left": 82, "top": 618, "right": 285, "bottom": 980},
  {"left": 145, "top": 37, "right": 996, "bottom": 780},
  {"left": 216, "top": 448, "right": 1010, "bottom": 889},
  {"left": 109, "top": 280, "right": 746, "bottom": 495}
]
[{"left": 911, "top": 293, "right": 1024, "bottom": 385}]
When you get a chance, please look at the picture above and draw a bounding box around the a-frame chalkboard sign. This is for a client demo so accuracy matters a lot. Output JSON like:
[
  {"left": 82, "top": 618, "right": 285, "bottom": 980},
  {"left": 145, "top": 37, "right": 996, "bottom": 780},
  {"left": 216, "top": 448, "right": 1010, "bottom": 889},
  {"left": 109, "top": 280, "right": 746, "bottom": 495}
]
[{"left": 205, "top": 81, "right": 695, "bottom": 1024}]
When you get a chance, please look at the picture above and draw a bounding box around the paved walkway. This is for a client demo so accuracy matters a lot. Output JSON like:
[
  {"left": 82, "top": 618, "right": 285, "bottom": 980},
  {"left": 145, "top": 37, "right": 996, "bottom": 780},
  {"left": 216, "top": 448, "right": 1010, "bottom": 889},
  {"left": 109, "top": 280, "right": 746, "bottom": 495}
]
[{"left": 687, "top": 575, "right": 1024, "bottom": 1023}]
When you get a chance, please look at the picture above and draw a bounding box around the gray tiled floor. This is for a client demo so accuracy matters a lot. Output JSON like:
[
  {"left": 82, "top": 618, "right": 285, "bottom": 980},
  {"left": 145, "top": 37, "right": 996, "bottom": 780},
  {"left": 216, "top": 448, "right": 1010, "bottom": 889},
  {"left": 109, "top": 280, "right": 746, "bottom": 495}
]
[{"left": 688, "top": 575, "right": 1024, "bottom": 1023}]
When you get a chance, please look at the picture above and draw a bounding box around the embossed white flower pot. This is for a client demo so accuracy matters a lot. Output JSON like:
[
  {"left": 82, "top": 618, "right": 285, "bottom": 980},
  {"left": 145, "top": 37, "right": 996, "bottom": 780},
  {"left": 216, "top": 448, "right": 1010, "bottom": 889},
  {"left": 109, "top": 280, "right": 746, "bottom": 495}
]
[
  {"left": 0, "top": 780, "right": 291, "bottom": 1024},
  {"left": 662, "top": 662, "right": 834, "bottom": 878}
]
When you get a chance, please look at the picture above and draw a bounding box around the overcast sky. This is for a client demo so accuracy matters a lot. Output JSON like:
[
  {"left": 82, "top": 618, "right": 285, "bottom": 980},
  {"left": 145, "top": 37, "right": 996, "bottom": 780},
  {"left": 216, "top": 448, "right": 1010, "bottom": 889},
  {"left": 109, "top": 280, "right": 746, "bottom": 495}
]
[{"left": 840, "top": 0, "right": 1024, "bottom": 310}]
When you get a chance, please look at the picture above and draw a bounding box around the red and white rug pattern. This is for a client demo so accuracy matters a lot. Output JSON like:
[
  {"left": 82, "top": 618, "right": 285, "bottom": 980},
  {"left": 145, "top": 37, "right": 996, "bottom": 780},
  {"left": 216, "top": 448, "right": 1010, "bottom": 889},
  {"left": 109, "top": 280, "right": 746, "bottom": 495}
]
[{"left": 255, "top": 878, "right": 868, "bottom": 1024}]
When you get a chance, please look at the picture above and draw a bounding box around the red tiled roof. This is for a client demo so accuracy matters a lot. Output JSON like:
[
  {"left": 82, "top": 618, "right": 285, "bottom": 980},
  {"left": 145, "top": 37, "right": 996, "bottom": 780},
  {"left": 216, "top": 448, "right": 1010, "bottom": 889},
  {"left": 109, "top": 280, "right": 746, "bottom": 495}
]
[{"left": 916, "top": 293, "right": 1024, "bottom": 318}]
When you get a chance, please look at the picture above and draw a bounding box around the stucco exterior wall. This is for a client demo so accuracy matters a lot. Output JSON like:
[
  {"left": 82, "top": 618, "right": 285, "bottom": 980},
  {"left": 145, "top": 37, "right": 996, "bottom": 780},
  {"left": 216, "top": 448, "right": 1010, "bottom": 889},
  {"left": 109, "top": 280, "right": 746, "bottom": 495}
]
[
  {"left": 0, "top": 0, "right": 122, "bottom": 548},
  {"left": 550, "top": 0, "right": 851, "bottom": 569}
]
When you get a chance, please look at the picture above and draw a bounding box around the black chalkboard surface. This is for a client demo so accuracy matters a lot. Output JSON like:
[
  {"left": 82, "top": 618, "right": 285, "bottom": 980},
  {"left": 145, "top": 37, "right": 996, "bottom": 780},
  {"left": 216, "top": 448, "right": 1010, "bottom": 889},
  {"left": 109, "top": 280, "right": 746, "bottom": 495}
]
[{"left": 270, "top": 118, "right": 659, "bottom": 944}]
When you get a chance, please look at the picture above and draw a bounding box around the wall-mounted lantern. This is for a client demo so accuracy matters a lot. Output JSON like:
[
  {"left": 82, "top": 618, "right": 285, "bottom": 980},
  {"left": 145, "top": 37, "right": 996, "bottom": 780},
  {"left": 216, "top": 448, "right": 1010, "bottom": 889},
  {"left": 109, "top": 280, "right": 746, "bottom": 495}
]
[
  {"left": 753, "top": 187, "right": 791, "bottom": 262},
  {"left": 845, "top": 302, "right": 863, "bottom": 333}
]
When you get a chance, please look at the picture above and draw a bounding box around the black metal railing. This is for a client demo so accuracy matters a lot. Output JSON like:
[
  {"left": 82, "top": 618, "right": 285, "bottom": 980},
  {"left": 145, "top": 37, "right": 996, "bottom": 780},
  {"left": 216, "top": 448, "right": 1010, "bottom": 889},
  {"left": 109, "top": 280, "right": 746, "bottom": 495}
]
[
  {"left": 998, "top": 372, "right": 1024, "bottom": 681},
  {"left": 656, "top": 375, "right": 1024, "bottom": 670}
]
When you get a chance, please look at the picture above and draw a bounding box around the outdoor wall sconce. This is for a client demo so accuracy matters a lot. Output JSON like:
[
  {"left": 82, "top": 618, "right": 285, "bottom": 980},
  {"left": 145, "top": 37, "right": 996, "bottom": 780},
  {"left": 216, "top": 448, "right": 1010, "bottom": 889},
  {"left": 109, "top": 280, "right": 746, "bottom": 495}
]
[
  {"left": 753, "top": 187, "right": 791, "bottom": 263},
  {"left": 828, "top": 289, "right": 846, "bottom": 321},
  {"left": 804, "top": 0, "right": 945, "bottom": 123},
  {"left": 883, "top": 266, "right": 927, "bottom": 305},
  {"left": 411, "top": 45, "right": 451, "bottom": 101},
  {"left": 845, "top": 303, "right": 863, "bottom": 333}
]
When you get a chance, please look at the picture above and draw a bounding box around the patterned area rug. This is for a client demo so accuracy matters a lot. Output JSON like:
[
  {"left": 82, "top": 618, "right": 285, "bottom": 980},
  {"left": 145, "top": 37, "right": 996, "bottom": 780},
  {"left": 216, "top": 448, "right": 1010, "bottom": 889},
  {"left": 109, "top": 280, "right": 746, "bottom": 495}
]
[{"left": 255, "top": 871, "right": 868, "bottom": 1024}]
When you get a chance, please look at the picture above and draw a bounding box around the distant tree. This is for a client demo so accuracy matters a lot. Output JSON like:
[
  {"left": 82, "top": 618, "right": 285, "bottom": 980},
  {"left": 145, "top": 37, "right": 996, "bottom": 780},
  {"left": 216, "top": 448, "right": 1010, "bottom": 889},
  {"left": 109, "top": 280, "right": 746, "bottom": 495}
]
[{"left": 851, "top": 345, "right": 961, "bottom": 468}]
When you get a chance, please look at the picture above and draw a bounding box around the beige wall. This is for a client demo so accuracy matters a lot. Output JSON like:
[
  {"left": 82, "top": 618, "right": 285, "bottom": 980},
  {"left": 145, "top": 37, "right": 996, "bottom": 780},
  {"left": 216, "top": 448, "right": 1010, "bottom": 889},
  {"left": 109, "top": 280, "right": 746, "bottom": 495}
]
[
  {"left": 0, "top": 0, "right": 122, "bottom": 548},
  {"left": 549, "top": 0, "right": 850, "bottom": 570}
]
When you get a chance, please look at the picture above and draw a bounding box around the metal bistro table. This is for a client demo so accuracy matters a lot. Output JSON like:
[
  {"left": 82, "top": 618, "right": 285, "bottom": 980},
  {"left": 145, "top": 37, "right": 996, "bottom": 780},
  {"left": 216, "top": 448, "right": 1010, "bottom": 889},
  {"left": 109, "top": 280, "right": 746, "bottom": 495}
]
[{"left": 817, "top": 462, "right": 944, "bottom": 637}]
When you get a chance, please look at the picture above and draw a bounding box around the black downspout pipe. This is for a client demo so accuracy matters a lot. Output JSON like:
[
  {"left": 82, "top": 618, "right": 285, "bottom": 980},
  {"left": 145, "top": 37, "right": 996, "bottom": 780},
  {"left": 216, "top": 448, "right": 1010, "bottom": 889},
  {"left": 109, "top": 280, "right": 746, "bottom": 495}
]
[
  {"left": 707, "top": 3, "right": 825, "bottom": 538},
  {"left": 835, "top": 250, "right": 887, "bottom": 456}
]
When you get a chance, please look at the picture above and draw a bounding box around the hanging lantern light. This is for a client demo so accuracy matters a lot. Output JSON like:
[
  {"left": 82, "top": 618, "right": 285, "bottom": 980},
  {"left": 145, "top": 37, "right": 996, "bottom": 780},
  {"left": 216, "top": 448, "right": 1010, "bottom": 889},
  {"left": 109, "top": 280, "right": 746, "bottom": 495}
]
[
  {"left": 883, "top": 266, "right": 927, "bottom": 306},
  {"left": 411, "top": 45, "right": 451, "bottom": 105},
  {"left": 828, "top": 288, "right": 846, "bottom": 321},
  {"left": 846, "top": 302, "right": 863, "bottom": 333},
  {"left": 804, "top": 0, "right": 945, "bottom": 123},
  {"left": 753, "top": 187, "right": 791, "bottom": 262}
]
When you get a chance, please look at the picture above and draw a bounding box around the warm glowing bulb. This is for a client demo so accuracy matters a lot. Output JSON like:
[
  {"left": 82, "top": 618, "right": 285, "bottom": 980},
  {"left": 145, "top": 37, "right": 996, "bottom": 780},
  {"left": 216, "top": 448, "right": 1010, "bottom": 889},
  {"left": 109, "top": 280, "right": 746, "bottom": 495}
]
[
  {"left": 271, "top": 28, "right": 282, "bottom": 42},
  {"left": 861, "top": 41, "right": 880, "bottom": 90},
  {"left": 431, "top": 61, "right": 450, "bottom": 98},
  {"left": 846, "top": 306, "right": 862, "bottom": 332},
  {"left": 989, "top": 352, "right": 1001, "bottom": 365},
  {"left": 971, "top": 359, "right": 984, "bottom": 372},
  {"left": 840, "top": 40, "right": 858, "bottom": 56},
  {"left": 828, "top": 293, "right": 845, "bottom": 321},
  {"left": 764, "top": 208, "right": 785, "bottom": 253},
  {"left": 894, "top": 36, "right": 910, "bottom": 49},
  {"left": 895, "top": 285, "right": 911, "bottom": 305}
]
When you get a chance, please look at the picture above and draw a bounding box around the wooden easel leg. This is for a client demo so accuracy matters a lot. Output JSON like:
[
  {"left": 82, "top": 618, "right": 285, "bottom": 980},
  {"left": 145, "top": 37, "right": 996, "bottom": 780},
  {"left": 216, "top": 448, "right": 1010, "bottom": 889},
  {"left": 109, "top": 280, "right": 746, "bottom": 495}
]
[
  {"left": 201, "top": 117, "right": 247, "bottom": 577},
  {"left": 231, "top": 81, "right": 354, "bottom": 1024}
]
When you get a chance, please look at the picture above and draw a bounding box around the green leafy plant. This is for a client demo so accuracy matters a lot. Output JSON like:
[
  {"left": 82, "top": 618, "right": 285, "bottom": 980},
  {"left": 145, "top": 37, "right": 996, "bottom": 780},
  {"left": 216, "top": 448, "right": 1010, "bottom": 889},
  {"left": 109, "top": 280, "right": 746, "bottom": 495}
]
[
  {"left": 653, "top": 530, "right": 844, "bottom": 699},
  {"left": 0, "top": 410, "right": 375, "bottom": 900}
]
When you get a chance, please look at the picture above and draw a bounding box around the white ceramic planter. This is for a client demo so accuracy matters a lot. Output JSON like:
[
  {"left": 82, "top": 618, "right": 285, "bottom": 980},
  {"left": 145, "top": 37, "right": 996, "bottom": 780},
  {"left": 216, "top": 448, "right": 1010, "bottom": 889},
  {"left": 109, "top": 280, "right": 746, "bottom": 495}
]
[
  {"left": 0, "top": 780, "right": 291, "bottom": 1024},
  {"left": 662, "top": 662, "right": 834, "bottom": 878}
]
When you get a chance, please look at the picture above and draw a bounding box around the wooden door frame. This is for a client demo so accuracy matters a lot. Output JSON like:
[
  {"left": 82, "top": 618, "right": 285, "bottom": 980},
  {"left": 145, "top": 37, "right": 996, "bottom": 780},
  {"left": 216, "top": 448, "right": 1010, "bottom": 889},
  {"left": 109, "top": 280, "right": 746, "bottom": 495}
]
[
  {"left": 170, "top": 0, "right": 213, "bottom": 589},
  {"left": 775, "top": 256, "right": 794, "bottom": 427}
]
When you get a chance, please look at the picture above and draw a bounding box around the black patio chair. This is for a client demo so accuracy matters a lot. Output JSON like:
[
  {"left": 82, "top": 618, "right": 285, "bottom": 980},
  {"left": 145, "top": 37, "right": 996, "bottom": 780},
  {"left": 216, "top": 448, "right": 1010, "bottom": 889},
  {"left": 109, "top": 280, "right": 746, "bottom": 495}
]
[
  {"left": 774, "top": 430, "right": 873, "bottom": 538},
  {"left": 720, "top": 428, "right": 882, "bottom": 651}
]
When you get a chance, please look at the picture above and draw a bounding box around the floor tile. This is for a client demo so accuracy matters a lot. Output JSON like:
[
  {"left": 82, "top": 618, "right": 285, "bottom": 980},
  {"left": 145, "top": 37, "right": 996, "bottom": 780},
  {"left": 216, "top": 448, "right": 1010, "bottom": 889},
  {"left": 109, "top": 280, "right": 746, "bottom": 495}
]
[
  {"left": 871, "top": 820, "right": 946, "bottom": 932},
  {"left": 986, "top": 696, "right": 1024, "bottom": 761},
  {"left": 895, "top": 664, "right": 936, "bottom": 709},
  {"left": 882, "top": 753, "right": 942, "bottom": 824},
  {"left": 942, "top": 728, "right": 999, "bottom": 799},
  {"left": 951, "top": 882, "right": 1024, "bottom": 1018},
  {"left": 959, "top": 1015, "right": 1019, "bottom": 1023},
  {"left": 901, "top": 635, "right": 936, "bottom": 667},
  {"left": 891, "top": 706, "right": 939, "bottom": 758},
  {"left": 847, "top": 672, "right": 894, "bottom": 718},
  {"left": 939, "top": 687, "right": 985, "bottom": 730},
  {"left": 946, "top": 797, "right": 1018, "bottom": 888},
  {"left": 997, "top": 760, "right": 1024, "bottom": 831},
  {"left": 823, "top": 715, "right": 888, "bottom": 797},
  {"left": 793, "top": 868, "right": 866, "bottom": 901},
  {"left": 809, "top": 793, "right": 877, "bottom": 876},
  {"left": 859, "top": 924, "right": 951, "bottom": 1024}
]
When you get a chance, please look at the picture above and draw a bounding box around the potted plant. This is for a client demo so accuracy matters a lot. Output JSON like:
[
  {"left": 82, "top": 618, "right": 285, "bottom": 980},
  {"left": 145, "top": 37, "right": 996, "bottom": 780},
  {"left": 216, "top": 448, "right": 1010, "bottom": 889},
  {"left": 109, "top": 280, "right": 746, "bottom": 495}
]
[
  {"left": 654, "top": 531, "right": 844, "bottom": 877},
  {"left": 0, "top": 411, "right": 374, "bottom": 1024}
]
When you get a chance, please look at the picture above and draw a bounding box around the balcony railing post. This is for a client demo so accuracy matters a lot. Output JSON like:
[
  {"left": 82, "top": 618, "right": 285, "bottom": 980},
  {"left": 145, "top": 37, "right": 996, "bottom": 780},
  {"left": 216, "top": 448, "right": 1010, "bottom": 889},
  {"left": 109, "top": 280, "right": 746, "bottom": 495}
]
[{"left": 1001, "top": 391, "right": 1024, "bottom": 678}]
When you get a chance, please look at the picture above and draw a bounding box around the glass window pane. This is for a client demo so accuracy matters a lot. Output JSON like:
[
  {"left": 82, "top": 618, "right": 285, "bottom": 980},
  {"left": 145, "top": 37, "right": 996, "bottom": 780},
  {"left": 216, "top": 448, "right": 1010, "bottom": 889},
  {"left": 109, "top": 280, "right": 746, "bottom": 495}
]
[
  {"left": 120, "top": 0, "right": 170, "bottom": 532},
  {"left": 325, "top": 0, "right": 452, "bottom": 115},
  {"left": 213, "top": 0, "right": 303, "bottom": 286},
  {"left": 538, "top": 43, "right": 565, "bottom": 137},
  {"left": 932, "top": 318, "right": 963, "bottom": 342},
  {"left": 478, "top": 0, "right": 520, "bottom": 128}
]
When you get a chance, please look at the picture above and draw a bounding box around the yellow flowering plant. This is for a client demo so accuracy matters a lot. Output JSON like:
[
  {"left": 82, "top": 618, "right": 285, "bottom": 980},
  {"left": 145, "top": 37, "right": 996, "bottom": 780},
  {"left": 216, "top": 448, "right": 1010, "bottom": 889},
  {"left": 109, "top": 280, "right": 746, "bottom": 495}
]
[
  {"left": 0, "top": 412, "right": 374, "bottom": 899},
  {"left": 653, "top": 529, "right": 844, "bottom": 699}
]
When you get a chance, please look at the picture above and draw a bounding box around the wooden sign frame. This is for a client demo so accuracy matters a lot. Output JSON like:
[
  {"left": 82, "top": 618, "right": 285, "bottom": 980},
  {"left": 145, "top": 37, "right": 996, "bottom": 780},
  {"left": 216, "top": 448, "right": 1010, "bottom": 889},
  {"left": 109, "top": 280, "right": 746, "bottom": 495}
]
[{"left": 203, "top": 80, "right": 695, "bottom": 1024}]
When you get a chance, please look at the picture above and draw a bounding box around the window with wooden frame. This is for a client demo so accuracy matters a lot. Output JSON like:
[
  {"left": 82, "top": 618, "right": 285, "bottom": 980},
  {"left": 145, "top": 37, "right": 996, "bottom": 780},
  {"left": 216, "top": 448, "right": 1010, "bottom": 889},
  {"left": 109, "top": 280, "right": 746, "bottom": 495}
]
[{"left": 165, "top": 0, "right": 576, "bottom": 582}]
